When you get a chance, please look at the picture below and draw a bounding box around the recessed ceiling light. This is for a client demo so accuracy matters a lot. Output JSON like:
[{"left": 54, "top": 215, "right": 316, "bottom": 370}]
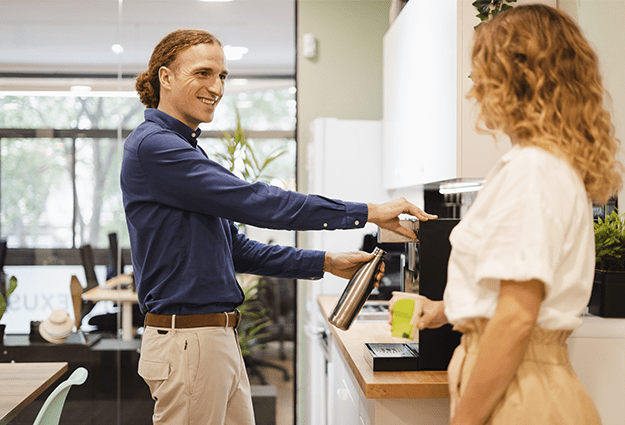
[
  {"left": 111, "top": 44, "right": 124, "bottom": 55},
  {"left": 70, "top": 85, "right": 92, "bottom": 93},
  {"left": 223, "top": 45, "right": 249, "bottom": 61}
]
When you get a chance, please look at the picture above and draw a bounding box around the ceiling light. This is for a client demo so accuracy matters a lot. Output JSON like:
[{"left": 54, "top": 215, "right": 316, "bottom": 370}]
[
  {"left": 70, "top": 85, "right": 92, "bottom": 93},
  {"left": 111, "top": 44, "right": 124, "bottom": 55},
  {"left": 223, "top": 45, "right": 249, "bottom": 61}
]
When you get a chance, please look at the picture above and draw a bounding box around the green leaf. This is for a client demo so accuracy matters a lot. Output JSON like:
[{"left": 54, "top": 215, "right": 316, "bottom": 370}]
[
  {"left": 472, "top": 0, "right": 492, "bottom": 15},
  {"left": 7, "top": 276, "right": 17, "bottom": 298},
  {"left": 0, "top": 276, "right": 16, "bottom": 320},
  {"left": 0, "top": 293, "right": 6, "bottom": 319},
  {"left": 594, "top": 210, "right": 625, "bottom": 271}
]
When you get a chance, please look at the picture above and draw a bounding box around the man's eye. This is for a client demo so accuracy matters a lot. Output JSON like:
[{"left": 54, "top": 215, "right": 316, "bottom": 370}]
[{"left": 220, "top": 74, "right": 227, "bottom": 81}]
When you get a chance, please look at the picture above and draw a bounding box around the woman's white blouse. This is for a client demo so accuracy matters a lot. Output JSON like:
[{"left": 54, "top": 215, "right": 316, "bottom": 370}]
[{"left": 443, "top": 145, "right": 595, "bottom": 330}]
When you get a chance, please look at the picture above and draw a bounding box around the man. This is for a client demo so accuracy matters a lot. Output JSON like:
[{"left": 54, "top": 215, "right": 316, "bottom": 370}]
[{"left": 121, "top": 28, "right": 436, "bottom": 424}]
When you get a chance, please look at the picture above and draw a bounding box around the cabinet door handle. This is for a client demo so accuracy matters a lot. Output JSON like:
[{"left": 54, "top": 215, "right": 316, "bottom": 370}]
[{"left": 336, "top": 388, "right": 350, "bottom": 401}]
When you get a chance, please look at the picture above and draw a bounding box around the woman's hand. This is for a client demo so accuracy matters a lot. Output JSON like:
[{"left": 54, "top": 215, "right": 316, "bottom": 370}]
[
  {"left": 387, "top": 292, "right": 448, "bottom": 331},
  {"left": 324, "top": 251, "right": 385, "bottom": 283},
  {"left": 417, "top": 297, "right": 448, "bottom": 330},
  {"left": 387, "top": 291, "right": 427, "bottom": 339}
]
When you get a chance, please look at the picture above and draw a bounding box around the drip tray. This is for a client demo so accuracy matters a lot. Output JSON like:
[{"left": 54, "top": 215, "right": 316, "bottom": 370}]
[{"left": 356, "top": 301, "right": 389, "bottom": 322}]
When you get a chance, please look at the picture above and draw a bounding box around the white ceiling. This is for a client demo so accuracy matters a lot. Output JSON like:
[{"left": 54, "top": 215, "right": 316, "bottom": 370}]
[{"left": 0, "top": 0, "right": 296, "bottom": 91}]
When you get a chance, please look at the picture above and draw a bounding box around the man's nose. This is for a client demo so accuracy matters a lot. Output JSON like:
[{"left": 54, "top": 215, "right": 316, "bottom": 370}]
[{"left": 208, "top": 76, "right": 223, "bottom": 97}]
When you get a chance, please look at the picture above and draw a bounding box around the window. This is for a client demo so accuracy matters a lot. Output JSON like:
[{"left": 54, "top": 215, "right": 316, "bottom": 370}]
[
  {"left": 0, "top": 81, "right": 296, "bottom": 249},
  {"left": 0, "top": 81, "right": 296, "bottom": 334}
]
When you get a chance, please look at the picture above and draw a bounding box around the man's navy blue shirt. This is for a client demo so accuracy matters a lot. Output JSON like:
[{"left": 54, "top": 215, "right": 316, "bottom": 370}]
[{"left": 121, "top": 109, "right": 368, "bottom": 315}]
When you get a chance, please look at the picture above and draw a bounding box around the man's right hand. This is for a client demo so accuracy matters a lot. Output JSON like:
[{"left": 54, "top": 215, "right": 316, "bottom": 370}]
[{"left": 367, "top": 197, "right": 437, "bottom": 240}]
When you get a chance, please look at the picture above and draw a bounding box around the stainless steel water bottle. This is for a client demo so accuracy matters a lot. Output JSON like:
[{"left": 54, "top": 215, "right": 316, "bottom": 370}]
[{"left": 328, "top": 247, "right": 386, "bottom": 331}]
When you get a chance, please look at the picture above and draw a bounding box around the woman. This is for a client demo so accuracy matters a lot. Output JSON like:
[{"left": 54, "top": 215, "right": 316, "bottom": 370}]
[{"left": 392, "top": 5, "right": 622, "bottom": 425}]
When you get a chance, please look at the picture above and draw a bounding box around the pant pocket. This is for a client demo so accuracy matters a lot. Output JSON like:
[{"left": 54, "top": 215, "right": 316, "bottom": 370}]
[{"left": 138, "top": 358, "right": 170, "bottom": 399}]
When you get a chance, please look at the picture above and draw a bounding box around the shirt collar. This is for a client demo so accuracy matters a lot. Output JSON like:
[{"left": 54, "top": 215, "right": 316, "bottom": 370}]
[
  {"left": 500, "top": 144, "right": 523, "bottom": 164},
  {"left": 481, "top": 144, "right": 523, "bottom": 185},
  {"left": 144, "top": 109, "right": 202, "bottom": 147}
]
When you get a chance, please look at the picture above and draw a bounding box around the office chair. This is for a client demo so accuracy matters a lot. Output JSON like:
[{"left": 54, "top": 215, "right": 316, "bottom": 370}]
[
  {"left": 106, "top": 232, "right": 125, "bottom": 281},
  {"left": 32, "top": 367, "right": 88, "bottom": 425},
  {"left": 79, "top": 244, "right": 99, "bottom": 319},
  {"left": 0, "top": 238, "right": 7, "bottom": 271},
  {"left": 79, "top": 243, "right": 143, "bottom": 333}
]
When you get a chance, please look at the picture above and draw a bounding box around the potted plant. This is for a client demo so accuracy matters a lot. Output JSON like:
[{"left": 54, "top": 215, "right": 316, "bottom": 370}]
[
  {"left": 214, "top": 107, "right": 286, "bottom": 185},
  {"left": 211, "top": 108, "right": 286, "bottom": 373},
  {"left": 472, "top": 0, "right": 516, "bottom": 28},
  {"left": 238, "top": 278, "right": 271, "bottom": 358},
  {"left": 589, "top": 210, "right": 625, "bottom": 317},
  {"left": 0, "top": 272, "right": 18, "bottom": 343}
]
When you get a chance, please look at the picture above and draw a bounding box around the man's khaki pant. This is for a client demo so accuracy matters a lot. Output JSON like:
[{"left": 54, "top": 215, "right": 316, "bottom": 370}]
[{"left": 138, "top": 325, "right": 256, "bottom": 424}]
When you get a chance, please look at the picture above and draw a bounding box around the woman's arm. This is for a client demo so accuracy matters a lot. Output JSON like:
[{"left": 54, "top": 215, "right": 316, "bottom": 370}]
[{"left": 450, "top": 279, "right": 545, "bottom": 425}]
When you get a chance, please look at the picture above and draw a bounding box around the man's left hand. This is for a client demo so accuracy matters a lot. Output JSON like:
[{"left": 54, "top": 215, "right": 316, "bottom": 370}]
[{"left": 324, "top": 251, "right": 385, "bottom": 282}]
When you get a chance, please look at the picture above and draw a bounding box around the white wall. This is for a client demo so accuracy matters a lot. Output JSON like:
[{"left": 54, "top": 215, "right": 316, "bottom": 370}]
[{"left": 560, "top": 0, "right": 625, "bottom": 204}]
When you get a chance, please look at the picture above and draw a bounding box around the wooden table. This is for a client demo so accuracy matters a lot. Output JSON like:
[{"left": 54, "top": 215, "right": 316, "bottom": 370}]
[
  {"left": 0, "top": 362, "right": 68, "bottom": 425},
  {"left": 82, "top": 280, "right": 138, "bottom": 341}
]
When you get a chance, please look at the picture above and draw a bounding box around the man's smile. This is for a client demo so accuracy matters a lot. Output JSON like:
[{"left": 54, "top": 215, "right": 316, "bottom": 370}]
[{"left": 198, "top": 97, "right": 217, "bottom": 105}]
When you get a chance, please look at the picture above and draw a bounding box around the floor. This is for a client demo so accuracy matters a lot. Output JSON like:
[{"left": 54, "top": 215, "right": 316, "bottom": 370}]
[{"left": 247, "top": 340, "right": 295, "bottom": 425}]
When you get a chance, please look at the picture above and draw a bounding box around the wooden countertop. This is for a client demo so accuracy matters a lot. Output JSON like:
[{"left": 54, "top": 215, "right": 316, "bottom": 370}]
[{"left": 318, "top": 295, "right": 449, "bottom": 399}]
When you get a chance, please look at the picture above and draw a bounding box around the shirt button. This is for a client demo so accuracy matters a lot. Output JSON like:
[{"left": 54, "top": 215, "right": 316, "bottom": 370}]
[
  {"left": 354, "top": 220, "right": 360, "bottom": 226},
  {"left": 191, "top": 132, "right": 197, "bottom": 138},
  {"left": 323, "top": 223, "right": 328, "bottom": 228}
]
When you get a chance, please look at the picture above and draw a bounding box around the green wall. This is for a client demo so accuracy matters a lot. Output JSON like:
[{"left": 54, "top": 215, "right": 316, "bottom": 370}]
[
  {"left": 295, "top": 1, "right": 391, "bottom": 423},
  {"left": 296, "top": 0, "right": 391, "bottom": 194}
]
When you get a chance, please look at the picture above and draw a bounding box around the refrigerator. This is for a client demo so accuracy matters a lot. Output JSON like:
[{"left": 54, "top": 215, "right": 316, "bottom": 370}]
[{"left": 302, "top": 117, "right": 390, "bottom": 425}]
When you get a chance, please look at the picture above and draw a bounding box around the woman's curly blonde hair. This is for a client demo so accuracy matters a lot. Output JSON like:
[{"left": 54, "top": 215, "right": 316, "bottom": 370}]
[
  {"left": 136, "top": 29, "right": 222, "bottom": 110},
  {"left": 467, "top": 4, "right": 622, "bottom": 205}
]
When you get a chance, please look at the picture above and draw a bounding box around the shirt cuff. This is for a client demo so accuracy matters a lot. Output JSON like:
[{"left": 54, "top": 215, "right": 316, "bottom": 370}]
[
  {"left": 343, "top": 202, "right": 368, "bottom": 229},
  {"left": 303, "top": 250, "right": 326, "bottom": 280}
]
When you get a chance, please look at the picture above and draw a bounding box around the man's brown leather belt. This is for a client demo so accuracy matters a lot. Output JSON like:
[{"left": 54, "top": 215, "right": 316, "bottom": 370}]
[{"left": 145, "top": 311, "right": 241, "bottom": 329}]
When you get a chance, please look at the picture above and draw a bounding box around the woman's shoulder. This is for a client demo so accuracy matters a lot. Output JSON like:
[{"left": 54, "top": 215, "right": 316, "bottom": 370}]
[
  {"left": 502, "top": 145, "right": 587, "bottom": 206},
  {"left": 505, "top": 145, "right": 578, "bottom": 182}
]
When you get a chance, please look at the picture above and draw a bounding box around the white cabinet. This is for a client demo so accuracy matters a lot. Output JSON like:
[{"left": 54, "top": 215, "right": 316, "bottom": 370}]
[
  {"left": 568, "top": 317, "right": 625, "bottom": 425},
  {"left": 328, "top": 338, "right": 362, "bottom": 425},
  {"left": 382, "top": 0, "right": 555, "bottom": 189},
  {"left": 327, "top": 335, "right": 449, "bottom": 425}
]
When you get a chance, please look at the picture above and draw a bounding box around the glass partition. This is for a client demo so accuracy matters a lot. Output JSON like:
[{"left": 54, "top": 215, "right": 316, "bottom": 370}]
[{"left": 0, "top": 1, "right": 296, "bottom": 422}]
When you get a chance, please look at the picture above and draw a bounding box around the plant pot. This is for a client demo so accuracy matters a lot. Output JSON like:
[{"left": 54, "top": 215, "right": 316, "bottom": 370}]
[{"left": 588, "top": 270, "right": 625, "bottom": 318}]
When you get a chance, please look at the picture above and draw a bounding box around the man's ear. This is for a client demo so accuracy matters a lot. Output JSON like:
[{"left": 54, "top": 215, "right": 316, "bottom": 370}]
[{"left": 158, "top": 66, "right": 173, "bottom": 91}]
